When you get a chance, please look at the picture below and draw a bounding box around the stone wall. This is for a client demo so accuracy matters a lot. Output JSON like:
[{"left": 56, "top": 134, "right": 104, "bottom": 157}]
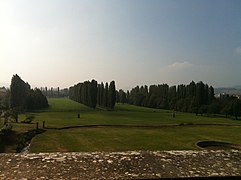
[{"left": 0, "top": 150, "right": 241, "bottom": 179}]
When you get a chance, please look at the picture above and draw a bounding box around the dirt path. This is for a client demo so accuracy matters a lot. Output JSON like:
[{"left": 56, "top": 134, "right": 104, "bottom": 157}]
[{"left": 46, "top": 123, "right": 241, "bottom": 130}]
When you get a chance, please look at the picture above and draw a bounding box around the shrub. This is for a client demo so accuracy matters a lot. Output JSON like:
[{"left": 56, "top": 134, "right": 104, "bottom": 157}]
[{"left": 22, "top": 115, "right": 35, "bottom": 124}]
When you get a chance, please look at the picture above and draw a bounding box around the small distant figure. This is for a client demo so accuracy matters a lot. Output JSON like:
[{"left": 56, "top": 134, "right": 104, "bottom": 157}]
[
  {"left": 77, "top": 113, "right": 80, "bottom": 119},
  {"left": 172, "top": 112, "right": 176, "bottom": 118}
]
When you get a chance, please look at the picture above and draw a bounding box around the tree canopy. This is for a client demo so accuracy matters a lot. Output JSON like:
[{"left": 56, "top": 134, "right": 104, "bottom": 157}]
[
  {"left": 10, "top": 74, "right": 48, "bottom": 111},
  {"left": 69, "top": 80, "right": 116, "bottom": 109}
]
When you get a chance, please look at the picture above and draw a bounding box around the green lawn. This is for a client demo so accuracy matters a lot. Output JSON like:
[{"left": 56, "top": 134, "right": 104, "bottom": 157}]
[
  {"left": 7, "top": 98, "right": 241, "bottom": 152},
  {"left": 25, "top": 98, "right": 241, "bottom": 128},
  {"left": 30, "top": 126, "right": 241, "bottom": 152}
]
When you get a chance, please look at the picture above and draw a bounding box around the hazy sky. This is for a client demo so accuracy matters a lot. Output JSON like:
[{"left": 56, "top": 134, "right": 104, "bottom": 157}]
[{"left": 1, "top": 0, "right": 241, "bottom": 90}]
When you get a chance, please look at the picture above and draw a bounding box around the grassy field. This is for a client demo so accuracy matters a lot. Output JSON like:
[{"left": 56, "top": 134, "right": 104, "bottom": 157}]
[{"left": 7, "top": 98, "right": 241, "bottom": 152}]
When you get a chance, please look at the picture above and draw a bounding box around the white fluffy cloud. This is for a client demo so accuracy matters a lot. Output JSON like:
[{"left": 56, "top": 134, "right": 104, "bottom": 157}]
[{"left": 168, "top": 61, "right": 193, "bottom": 69}]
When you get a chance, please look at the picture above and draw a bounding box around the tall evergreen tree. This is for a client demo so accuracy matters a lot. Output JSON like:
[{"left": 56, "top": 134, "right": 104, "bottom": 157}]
[
  {"left": 126, "top": 90, "right": 130, "bottom": 104},
  {"left": 97, "top": 84, "right": 101, "bottom": 105},
  {"left": 119, "top": 89, "right": 127, "bottom": 103},
  {"left": 10, "top": 74, "right": 48, "bottom": 110},
  {"left": 90, "top": 80, "right": 97, "bottom": 108},
  {"left": 100, "top": 82, "right": 104, "bottom": 106},
  {"left": 196, "top": 81, "right": 205, "bottom": 107},
  {"left": 108, "top": 81, "right": 116, "bottom": 108},
  {"left": 10, "top": 74, "right": 31, "bottom": 109},
  {"left": 57, "top": 87, "right": 60, "bottom": 96},
  {"left": 232, "top": 99, "right": 241, "bottom": 120},
  {"left": 209, "top": 86, "right": 215, "bottom": 103}
]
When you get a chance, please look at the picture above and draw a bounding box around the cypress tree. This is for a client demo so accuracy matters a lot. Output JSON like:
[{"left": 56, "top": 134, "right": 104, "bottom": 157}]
[
  {"left": 90, "top": 80, "right": 97, "bottom": 108},
  {"left": 87, "top": 81, "right": 91, "bottom": 107},
  {"left": 196, "top": 81, "right": 205, "bottom": 107},
  {"left": 57, "top": 87, "right": 60, "bottom": 97},
  {"left": 209, "top": 86, "right": 215, "bottom": 103},
  {"left": 10, "top": 74, "right": 31, "bottom": 109},
  {"left": 97, "top": 84, "right": 101, "bottom": 106},
  {"left": 119, "top": 89, "right": 127, "bottom": 103},
  {"left": 100, "top": 82, "right": 104, "bottom": 106},
  {"left": 108, "top": 81, "right": 116, "bottom": 108}
]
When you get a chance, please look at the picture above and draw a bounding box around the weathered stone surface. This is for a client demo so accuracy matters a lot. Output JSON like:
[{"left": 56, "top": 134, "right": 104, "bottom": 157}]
[{"left": 0, "top": 150, "right": 241, "bottom": 179}]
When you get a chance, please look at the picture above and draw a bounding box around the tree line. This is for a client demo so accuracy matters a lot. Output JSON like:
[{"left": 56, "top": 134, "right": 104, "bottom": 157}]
[
  {"left": 117, "top": 81, "right": 214, "bottom": 111},
  {"left": 69, "top": 80, "right": 116, "bottom": 109},
  {"left": 209, "top": 95, "right": 241, "bottom": 119},
  {"left": 40, "top": 87, "right": 69, "bottom": 98},
  {"left": 116, "top": 81, "right": 241, "bottom": 119},
  {"left": 10, "top": 74, "right": 48, "bottom": 111}
]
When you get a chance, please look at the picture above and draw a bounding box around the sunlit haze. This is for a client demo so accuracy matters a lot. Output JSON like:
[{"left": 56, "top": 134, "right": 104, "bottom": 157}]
[{"left": 1, "top": 0, "right": 241, "bottom": 90}]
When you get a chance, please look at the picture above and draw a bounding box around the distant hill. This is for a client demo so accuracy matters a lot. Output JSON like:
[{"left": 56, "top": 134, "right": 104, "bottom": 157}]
[
  {"left": 215, "top": 87, "right": 241, "bottom": 95},
  {"left": 234, "top": 85, "right": 241, "bottom": 89}
]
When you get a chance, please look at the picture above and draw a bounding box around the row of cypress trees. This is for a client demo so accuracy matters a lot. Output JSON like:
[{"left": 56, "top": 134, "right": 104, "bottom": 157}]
[
  {"left": 116, "top": 81, "right": 215, "bottom": 113},
  {"left": 69, "top": 80, "right": 116, "bottom": 109},
  {"left": 10, "top": 74, "right": 48, "bottom": 111}
]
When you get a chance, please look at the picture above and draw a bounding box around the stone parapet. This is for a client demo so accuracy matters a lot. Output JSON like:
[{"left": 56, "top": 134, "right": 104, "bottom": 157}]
[{"left": 0, "top": 150, "right": 241, "bottom": 179}]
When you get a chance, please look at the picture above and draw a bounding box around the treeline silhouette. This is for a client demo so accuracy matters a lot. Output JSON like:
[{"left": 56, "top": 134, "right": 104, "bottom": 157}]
[
  {"left": 69, "top": 80, "right": 116, "bottom": 109},
  {"left": 117, "top": 81, "right": 214, "bottom": 111},
  {"left": 10, "top": 74, "right": 48, "bottom": 111},
  {"left": 116, "top": 81, "right": 241, "bottom": 119},
  {"left": 40, "top": 87, "right": 69, "bottom": 98}
]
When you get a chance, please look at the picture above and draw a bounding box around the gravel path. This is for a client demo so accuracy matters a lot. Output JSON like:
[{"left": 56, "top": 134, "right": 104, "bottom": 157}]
[{"left": 0, "top": 150, "right": 241, "bottom": 179}]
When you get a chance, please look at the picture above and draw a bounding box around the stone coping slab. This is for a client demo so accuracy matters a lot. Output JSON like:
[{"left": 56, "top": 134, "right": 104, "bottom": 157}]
[{"left": 0, "top": 150, "right": 241, "bottom": 179}]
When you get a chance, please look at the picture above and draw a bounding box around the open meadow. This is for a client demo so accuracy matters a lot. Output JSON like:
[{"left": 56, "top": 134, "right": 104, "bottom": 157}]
[{"left": 8, "top": 98, "right": 241, "bottom": 152}]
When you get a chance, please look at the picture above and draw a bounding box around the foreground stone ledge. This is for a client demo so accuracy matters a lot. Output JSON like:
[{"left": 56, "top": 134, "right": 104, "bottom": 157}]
[{"left": 0, "top": 150, "right": 241, "bottom": 179}]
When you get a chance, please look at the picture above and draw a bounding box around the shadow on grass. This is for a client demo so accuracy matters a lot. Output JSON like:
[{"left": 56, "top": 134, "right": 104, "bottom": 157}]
[{"left": 45, "top": 123, "right": 241, "bottom": 130}]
